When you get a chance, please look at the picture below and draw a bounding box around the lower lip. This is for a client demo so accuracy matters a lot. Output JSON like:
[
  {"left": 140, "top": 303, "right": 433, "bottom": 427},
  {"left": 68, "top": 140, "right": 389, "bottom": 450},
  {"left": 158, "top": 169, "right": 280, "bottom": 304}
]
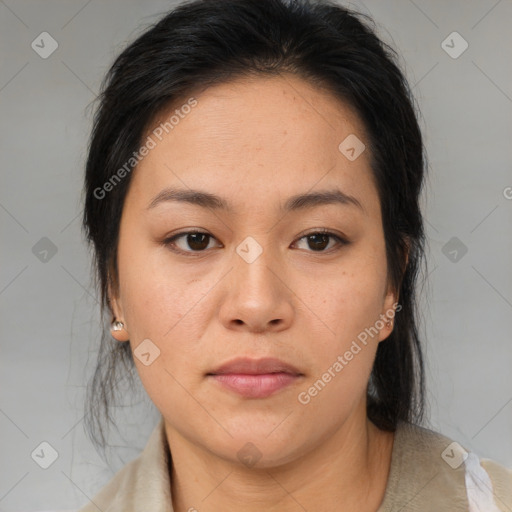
[{"left": 209, "top": 373, "right": 300, "bottom": 398}]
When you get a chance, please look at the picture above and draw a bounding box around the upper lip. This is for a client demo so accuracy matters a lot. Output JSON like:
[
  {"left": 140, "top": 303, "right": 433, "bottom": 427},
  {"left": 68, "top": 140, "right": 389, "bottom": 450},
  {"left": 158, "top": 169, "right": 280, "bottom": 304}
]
[{"left": 207, "top": 357, "right": 303, "bottom": 376}]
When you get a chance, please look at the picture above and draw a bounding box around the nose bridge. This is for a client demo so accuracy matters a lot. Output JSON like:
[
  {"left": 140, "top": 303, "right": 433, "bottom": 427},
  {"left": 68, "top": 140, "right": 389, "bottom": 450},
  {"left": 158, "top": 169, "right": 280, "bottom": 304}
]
[{"left": 233, "top": 234, "right": 279, "bottom": 294}]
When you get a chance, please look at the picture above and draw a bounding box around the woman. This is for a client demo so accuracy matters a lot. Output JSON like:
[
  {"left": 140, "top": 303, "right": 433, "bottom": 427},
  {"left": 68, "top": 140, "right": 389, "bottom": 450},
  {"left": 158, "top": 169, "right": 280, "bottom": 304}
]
[{"left": 79, "top": 0, "right": 512, "bottom": 510}]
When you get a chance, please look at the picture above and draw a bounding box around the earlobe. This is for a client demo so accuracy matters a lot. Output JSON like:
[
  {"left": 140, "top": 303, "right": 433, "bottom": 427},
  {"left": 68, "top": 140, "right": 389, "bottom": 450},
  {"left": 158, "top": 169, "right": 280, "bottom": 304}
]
[
  {"left": 110, "top": 318, "right": 130, "bottom": 342},
  {"left": 377, "top": 312, "right": 395, "bottom": 343}
]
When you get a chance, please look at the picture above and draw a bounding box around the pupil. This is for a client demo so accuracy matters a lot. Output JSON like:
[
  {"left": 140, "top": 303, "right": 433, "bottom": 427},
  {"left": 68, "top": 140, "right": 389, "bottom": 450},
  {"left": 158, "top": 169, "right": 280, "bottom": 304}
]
[
  {"left": 188, "top": 233, "right": 208, "bottom": 250},
  {"left": 308, "top": 234, "right": 328, "bottom": 251}
]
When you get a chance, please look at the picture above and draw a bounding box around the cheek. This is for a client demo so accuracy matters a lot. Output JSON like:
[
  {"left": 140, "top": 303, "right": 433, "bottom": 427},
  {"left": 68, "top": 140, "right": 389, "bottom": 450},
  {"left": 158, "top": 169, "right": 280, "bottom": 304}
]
[
  {"left": 306, "top": 253, "right": 388, "bottom": 354},
  {"left": 117, "top": 231, "right": 202, "bottom": 334},
  {"left": 118, "top": 248, "right": 224, "bottom": 386},
  {"left": 295, "top": 257, "right": 387, "bottom": 416},
  {"left": 118, "top": 259, "right": 210, "bottom": 406},
  {"left": 123, "top": 273, "right": 206, "bottom": 349}
]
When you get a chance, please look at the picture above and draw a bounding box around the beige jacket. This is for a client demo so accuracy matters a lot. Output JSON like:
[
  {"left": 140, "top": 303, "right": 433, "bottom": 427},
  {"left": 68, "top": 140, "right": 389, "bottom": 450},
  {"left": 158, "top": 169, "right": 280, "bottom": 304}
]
[{"left": 78, "top": 416, "right": 512, "bottom": 511}]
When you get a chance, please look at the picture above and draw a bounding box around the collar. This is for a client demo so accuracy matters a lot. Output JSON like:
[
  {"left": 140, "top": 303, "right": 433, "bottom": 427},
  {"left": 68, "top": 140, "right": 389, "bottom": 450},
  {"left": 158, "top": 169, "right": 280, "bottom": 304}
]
[
  {"left": 90, "top": 415, "right": 174, "bottom": 512},
  {"left": 130, "top": 415, "right": 174, "bottom": 511}
]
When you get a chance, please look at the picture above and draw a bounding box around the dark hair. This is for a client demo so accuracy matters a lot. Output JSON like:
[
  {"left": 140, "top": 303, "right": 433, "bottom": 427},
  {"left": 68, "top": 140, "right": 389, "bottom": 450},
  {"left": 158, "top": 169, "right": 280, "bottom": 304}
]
[{"left": 82, "top": 0, "right": 428, "bottom": 456}]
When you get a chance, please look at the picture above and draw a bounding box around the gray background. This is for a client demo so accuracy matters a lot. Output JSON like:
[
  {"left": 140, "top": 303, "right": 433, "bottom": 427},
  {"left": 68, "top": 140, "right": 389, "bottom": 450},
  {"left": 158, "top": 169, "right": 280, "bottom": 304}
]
[{"left": 1, "top": 0, "right": 511, "bottom": 510}]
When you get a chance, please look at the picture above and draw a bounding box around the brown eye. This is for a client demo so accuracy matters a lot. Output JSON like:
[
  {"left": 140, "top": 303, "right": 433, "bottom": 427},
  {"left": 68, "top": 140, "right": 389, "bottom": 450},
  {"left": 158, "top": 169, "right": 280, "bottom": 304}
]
[
  {"left": 183, "top": 232, "right": 210, "bottom": 251},
  {"left": 294, "top": 230, "right": 348, "bottom": 253},
  {"left": 306, "top": 233, "right": 330, "bottom": 251},
  {"left": 163, "top": 231, "right": 218, "bottom": 253}
]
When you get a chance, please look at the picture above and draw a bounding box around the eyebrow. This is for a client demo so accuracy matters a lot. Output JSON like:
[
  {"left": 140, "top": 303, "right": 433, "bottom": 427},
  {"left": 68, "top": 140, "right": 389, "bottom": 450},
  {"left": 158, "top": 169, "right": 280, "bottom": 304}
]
[{"left": 146, "top": 186, "right": 365, "bottom": 214}]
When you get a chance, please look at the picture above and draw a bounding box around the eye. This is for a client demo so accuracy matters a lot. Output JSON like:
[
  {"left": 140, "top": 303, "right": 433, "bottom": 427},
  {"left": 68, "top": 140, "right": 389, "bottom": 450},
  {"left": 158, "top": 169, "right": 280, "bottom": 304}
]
[
  {"left": 162, "top": 230, "right": 220, "bottom": 254},
  {"left": 293, "top": 229, "right": 348, "bottom": 253}
]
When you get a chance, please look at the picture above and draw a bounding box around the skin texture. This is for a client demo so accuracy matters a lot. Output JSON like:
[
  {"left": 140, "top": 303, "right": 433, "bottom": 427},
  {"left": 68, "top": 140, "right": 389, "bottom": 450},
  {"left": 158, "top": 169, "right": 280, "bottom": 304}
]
[{"left": 110, "top": 73, "right": 399, "bottom": 511}]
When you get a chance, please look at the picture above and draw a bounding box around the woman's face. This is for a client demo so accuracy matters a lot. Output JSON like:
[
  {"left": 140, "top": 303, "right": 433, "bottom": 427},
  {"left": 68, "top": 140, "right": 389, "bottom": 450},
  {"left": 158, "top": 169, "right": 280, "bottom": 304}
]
[{"left": 110, "top": 74, "right": 398, "bottom": 467}]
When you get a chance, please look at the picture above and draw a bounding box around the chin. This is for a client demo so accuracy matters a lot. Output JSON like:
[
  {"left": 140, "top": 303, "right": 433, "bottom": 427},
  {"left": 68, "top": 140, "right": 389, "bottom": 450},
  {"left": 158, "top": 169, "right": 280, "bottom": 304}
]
[{"left": 199, "top": 424, "right": 313, "bottom": 470}]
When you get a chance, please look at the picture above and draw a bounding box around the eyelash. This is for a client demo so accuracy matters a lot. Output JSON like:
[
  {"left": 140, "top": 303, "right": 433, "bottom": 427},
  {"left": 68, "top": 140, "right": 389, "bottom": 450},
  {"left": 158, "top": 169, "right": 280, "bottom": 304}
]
[{"left": 161, "top": 228, "right": 349, "bottom": 256}]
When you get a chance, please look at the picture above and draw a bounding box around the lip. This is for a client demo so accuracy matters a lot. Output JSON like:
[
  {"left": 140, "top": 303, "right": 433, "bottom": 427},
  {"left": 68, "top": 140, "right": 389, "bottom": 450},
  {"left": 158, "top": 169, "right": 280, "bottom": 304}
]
[
  {"left": 206, "top": 357, "right": 304, "bottom": 399},
  {"left": 209, "top": 357, "right": 302, "bottom": 376}
]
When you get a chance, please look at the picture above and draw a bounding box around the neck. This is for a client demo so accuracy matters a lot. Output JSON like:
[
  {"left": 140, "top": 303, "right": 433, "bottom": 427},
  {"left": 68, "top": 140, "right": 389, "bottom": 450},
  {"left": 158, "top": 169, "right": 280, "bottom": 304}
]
[{"left": 166, "top": 409, "right": 395, "bottom": 512}]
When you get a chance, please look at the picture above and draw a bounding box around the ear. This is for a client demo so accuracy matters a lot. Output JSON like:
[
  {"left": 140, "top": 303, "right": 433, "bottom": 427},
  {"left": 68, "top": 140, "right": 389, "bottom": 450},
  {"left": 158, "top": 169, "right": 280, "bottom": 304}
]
[
  {"left": 377, "top": 281, "right": 399, "bottom": 343},
  {"left": 377, "top": 283, "right": 398, "bottom": 342},
  {"left": 377, "top": 240, "right": 409, "bottom": 342},
  {"left": 107, "top": 272, "right": 129, "bottom": 342}
]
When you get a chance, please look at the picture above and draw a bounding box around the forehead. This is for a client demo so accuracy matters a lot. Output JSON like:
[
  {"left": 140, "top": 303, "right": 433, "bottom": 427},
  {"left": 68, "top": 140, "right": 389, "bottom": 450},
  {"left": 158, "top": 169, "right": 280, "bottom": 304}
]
[{"left": 126, "top": 74, "right": 378, "bottom": 215}]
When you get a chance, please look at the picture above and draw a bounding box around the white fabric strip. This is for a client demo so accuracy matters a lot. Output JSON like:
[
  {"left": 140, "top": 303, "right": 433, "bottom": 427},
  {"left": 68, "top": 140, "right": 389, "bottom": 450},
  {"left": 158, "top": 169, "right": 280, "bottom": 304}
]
[{"left": 465, "top": 451, "right": 502, "bottom": 512}]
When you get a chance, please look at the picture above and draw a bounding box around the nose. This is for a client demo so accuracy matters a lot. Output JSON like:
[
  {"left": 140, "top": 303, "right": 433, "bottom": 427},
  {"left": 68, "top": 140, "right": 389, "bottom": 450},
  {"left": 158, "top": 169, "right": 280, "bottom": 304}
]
[{"left": 218, "top": 240, "right": 294, "bottom": 334}]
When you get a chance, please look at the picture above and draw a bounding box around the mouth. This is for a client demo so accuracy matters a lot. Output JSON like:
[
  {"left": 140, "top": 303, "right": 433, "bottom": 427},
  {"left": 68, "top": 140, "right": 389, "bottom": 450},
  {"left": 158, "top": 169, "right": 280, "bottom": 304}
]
[{"left": 206, "top": 357, "right": 304, "bottom": 399}]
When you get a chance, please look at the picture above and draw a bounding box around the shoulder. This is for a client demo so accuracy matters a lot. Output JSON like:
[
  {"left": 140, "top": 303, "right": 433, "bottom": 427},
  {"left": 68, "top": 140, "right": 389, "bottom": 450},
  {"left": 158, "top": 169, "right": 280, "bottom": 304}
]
[
  {"left": 378, "top": 421, "right": 512, "bottom": 512},
  {"left": 77, "top": 457, "right": 141, "bottom": 511},
  {"left": 77, "top": 417, "right": 173, "bottom": 511}
]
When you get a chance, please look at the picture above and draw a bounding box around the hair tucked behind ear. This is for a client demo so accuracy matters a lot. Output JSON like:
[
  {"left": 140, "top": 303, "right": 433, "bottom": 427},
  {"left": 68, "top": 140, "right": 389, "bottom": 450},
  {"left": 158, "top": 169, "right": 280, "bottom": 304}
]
[{"left": 82, "top": 0, "right": 428, "bottom": 457}]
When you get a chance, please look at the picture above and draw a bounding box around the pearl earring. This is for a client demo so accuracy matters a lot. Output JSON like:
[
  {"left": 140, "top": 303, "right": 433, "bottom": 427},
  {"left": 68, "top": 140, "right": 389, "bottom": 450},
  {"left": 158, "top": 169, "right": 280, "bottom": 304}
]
[{"left": 111, "top": 320, "right": 124, "bottom": 331}]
